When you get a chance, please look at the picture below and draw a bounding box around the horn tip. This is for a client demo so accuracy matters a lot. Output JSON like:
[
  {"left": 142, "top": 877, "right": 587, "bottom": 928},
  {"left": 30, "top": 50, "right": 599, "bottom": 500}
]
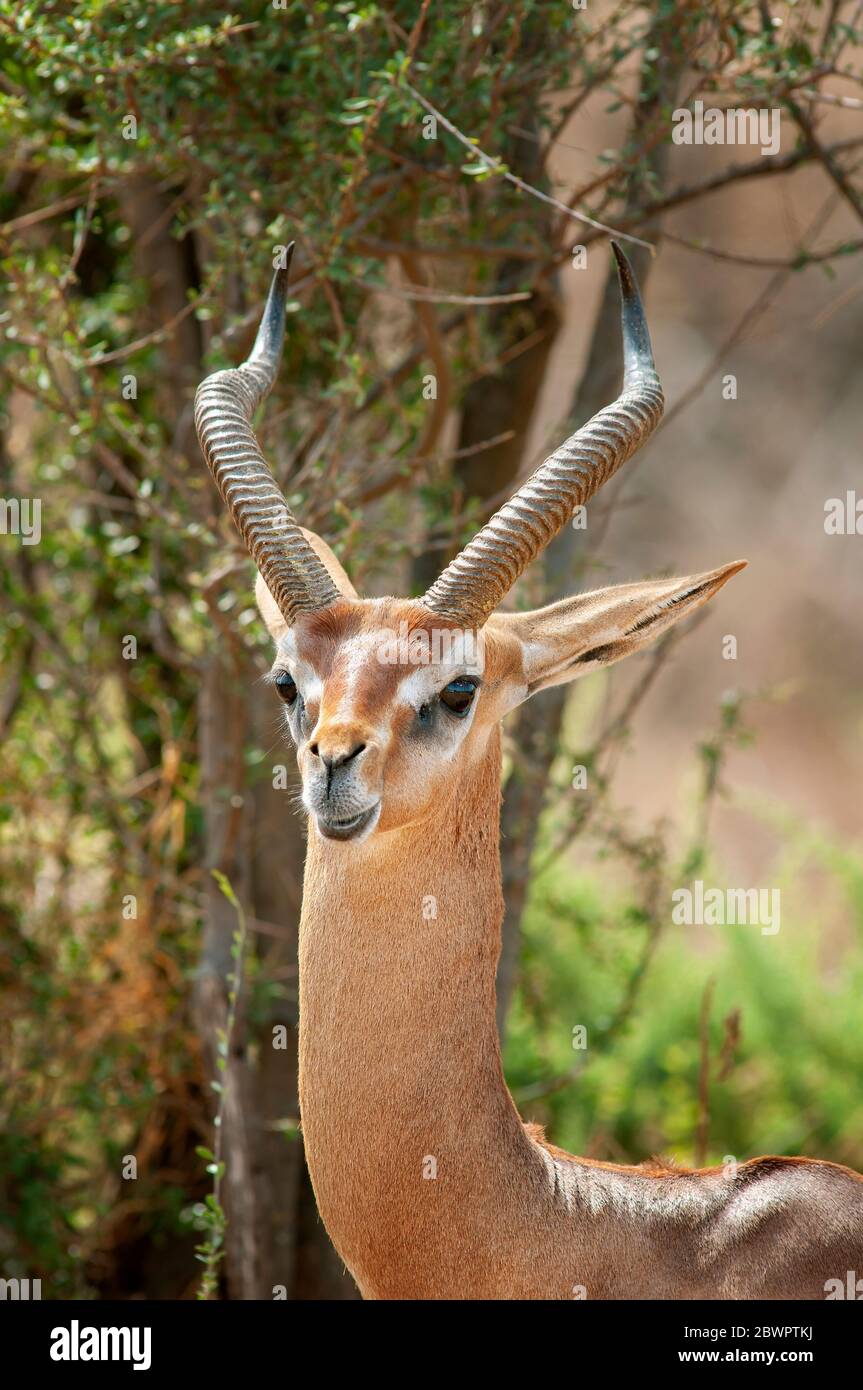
[
  {"left": 610, "top": 240, "right": 635, "bottom": 294},
  {"left": 269, "top": 240, "right": 295, "bottom": 304},
  {"left": 252, "top": 243, "right": 296, "bottom": 369}
]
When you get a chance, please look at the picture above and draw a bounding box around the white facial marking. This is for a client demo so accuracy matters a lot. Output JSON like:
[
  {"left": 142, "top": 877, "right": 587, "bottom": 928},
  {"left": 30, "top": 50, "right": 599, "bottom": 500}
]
[
  {"left": 277, "top": 633, "right": 321, "bottom": 707},
  {"left": 399, "top": 663, "right": 480, "bottom": 711},
  {"left": 277, "top": 618, "right": 485, "bottom": 772}
]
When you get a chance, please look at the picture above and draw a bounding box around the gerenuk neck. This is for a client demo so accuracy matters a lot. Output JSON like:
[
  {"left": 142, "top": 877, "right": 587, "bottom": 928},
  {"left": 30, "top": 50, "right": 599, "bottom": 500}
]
[{"left": 297, "top": 726, "right": 550, "bottom": 1298}]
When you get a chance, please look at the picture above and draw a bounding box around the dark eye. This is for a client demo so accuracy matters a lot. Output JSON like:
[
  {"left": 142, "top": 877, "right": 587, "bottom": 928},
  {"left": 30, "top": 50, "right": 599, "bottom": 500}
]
[
  {"left": 274, "top": 671, "right": 298, "bottom": 706},
  {"left": 439, "top": 678, "right": 478, "bottom": 718}
]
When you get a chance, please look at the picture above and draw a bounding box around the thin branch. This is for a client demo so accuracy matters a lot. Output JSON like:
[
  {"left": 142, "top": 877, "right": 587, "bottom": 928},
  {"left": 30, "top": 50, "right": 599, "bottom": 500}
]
[
  {"left": 662, "top": 229, "right": 863, "bottom": 269},
  {"left": 759, "top": 0, "right": 863, "bottom": 227},
  {"left": 355, "top": 235, "right": 539, "bottom": 262},
  {"left": 348, "top": 429, "right": 515, "bottom": 510},
  {"left": 87, "top": 295, "right": 207, "bottom": 366},
  {"left": 347, "top": 273, "right": 531, "bottom": 306},
  {"left": 59, "top": 178, "right": 99, "bottom": 291},
  {"left": 401, "top": 81, "right": 653, "bottom": 251},
  {"left": 801, "top": 86, "right": 863, "bottom": 110},
  {"left": 0, "top": 189, "right": 96, "bottom": 236},
  {"left": 792, "top": 103, "right": 863, "bottom": 226}
]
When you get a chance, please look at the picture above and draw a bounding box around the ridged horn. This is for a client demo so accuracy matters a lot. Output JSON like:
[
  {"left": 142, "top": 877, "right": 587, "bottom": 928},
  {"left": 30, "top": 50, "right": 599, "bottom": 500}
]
[
  {"left": 421, "top": 243, "right": 664, "bottom": 628},
  {"left": 194, "top": 243, "right": 340, "bottom": 624}
]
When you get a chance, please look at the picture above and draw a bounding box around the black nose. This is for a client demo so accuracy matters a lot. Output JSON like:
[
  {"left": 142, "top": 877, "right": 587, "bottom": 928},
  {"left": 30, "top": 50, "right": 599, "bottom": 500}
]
[{"left": 311, "top": 743, "right": 366, "bottom": 770}]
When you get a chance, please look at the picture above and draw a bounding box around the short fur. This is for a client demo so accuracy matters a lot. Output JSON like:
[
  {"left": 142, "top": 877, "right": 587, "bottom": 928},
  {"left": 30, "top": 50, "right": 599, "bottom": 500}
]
[
  {"left": 203, "top": 247, "right": 862, "bottom": 1300},
  {"left": 258, "top": 573, "right": 863, "bottom": 1301}
]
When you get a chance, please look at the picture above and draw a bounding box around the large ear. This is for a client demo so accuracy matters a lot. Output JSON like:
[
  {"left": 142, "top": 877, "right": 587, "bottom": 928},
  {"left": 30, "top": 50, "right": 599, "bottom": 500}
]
[
  {"left": 255, "top": 526, "right": 358, "bottom": 642},
  {"left": 489, "top": 561, "right": 746, "bottom": 698}
]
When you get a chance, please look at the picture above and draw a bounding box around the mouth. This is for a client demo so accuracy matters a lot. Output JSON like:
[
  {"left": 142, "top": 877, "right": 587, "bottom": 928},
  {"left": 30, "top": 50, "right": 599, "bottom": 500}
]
[{"left": 315, "top": 802, "right": 381, "bottom": 842}]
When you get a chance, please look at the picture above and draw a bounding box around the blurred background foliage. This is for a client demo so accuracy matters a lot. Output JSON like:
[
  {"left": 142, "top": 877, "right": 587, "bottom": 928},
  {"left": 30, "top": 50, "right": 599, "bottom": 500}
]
[{"left": 1, "top": 0, "right": 861, "bottom": 1298}]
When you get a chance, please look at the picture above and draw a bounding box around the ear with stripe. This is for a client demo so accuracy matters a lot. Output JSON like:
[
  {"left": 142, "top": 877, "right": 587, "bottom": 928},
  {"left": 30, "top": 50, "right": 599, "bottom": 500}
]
[{"left": 488, "top": 561, "right": 746, "bottom": 698}]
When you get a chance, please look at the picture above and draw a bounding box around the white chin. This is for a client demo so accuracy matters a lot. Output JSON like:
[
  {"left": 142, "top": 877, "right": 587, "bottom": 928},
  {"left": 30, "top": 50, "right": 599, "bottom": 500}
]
[{"left": 313, "top": 801, "right": 381, "bottom": 843}]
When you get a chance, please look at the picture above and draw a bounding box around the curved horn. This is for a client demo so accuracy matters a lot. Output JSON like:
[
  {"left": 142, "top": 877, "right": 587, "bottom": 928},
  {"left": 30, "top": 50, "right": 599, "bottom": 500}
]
[
  {"left": 421, "top": 243, "right": 664, "bottom": 628},
  {"left": 194, "top": 244, "right": 341, "bottom": 624}
]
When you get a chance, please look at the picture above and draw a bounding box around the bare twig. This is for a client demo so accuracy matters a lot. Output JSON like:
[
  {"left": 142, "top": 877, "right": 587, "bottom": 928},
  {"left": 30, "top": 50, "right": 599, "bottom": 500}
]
[
  {"left": 401, "top": 81, "right": 653, "bottom": 251},
  {"left": 87, "top": 295, "right": 207, "bottom": 366},
  {"left": 348, "top": 275, "right": 532, "bottom": 306}
]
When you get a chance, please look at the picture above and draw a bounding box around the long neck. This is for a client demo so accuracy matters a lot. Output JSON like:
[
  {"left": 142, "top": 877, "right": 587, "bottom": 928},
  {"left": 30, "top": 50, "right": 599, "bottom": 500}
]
[
  {"left": 297, "top": 727, "right": 548, "bottom": 1298},
  {"left": 297, "top": 727, "right": 863, "bottom": 1301}
]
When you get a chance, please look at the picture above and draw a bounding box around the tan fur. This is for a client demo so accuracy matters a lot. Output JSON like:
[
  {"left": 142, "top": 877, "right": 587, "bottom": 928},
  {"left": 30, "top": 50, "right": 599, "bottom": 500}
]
[{"left": 257, "top": 561, "right": 863, "bottom": 1300}]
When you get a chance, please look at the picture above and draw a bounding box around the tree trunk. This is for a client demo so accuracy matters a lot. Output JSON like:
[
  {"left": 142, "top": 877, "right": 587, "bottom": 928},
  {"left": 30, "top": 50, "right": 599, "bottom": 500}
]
[
  {"left": 123, "top": 177, "right": 353, "bottom": 1299},
  {"left": 411, "top": 15, "right": 563, "bottom": 597},
  {"left": 496, "top": 8, "right": 690, "bottom": 1036}
]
